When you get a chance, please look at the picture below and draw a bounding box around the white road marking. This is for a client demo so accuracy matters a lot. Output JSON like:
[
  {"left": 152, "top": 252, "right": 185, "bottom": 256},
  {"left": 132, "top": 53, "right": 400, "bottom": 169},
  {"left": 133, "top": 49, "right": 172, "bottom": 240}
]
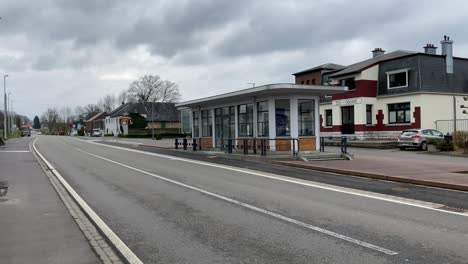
[
  {"left": 73, "top": 137, "right": 468, "bottom": 218},
  {"left": 32, "top": 139, "right": 144, "bottom": 264},
  {"left": 0, "top": 150, "right": 30, "bottom": 153},
  {"left": 74, "top": 146, "right": 398, "bottom": 256}
]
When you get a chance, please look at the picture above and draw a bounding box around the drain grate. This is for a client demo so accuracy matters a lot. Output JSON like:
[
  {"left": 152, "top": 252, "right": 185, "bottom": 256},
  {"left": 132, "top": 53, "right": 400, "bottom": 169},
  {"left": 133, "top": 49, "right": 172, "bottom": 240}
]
[{"left": 438, "top": 205, "right": 468, "bottom": 213}]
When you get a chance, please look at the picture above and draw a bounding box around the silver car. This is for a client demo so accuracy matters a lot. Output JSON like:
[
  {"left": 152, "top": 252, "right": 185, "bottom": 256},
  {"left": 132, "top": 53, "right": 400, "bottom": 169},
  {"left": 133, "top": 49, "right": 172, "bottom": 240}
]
[{"left": 397, "top": 129, "right": 444, "bottom": 151}]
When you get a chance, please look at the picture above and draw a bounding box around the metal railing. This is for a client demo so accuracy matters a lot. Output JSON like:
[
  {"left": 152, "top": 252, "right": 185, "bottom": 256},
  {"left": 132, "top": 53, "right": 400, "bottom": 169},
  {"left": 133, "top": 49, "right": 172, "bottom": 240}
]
[
  {"left": 319, "top": 136, "right": 348, "bottom": 154},
  {"left": 435, "top": 119, "right": 468, "bottom": 135},
  {"left": 175, "top": 137, "right": 300, "bottom": 156}
]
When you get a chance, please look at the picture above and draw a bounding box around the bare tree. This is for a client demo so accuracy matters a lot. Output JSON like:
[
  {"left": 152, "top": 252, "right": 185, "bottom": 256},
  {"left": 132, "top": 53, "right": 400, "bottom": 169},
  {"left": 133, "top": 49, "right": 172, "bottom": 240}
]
[
  {"left": 60, "top": 106, "right": 72, "bottom": 124},
  {"left": 83, "top": 104, "right": 102, "bottom": 119},
  {"left": 99, "top": 94, "right": 117, "bottom": 112},
  {"left": 117, "top": 89, "right": 128, "bottom": 105},
  {"left": 128, "top": 75, "right": 181, "bottom": 103}
]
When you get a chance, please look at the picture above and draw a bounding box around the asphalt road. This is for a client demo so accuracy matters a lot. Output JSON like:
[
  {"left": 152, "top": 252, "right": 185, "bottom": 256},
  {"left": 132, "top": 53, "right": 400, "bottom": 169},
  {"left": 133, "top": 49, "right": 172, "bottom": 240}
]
[{"left": 36, "top": 136, "right": 468, "bottom": 264}]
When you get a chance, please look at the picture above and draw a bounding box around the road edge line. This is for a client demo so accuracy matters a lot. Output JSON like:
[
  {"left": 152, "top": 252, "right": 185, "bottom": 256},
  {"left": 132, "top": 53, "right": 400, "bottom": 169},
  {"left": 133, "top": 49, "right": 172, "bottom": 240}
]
[{"left": 32, "top": 138, "right": 144, "bottom": 264}]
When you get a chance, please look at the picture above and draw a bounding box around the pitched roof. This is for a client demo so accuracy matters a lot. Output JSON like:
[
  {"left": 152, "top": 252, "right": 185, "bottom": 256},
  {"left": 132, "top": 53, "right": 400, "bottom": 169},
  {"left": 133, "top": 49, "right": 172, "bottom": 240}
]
[
  {"left": 292, "top": 63, "right": 346, "bottom": 75},
  {"left": 108, "top": 102, "right": 179, "bottom": 122},
  {"left": 85, "top": 112, "right": 107, "bottom": 122},
  {"left": 329, "top": 50, "right": 416, "bottom": 78}
]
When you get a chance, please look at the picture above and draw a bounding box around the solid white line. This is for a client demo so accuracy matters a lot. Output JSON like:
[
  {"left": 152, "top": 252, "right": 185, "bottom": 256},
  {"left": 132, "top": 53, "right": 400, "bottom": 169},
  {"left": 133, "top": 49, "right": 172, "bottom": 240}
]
[
  {"left": 74, "top": 146, "right": 398, "bottom": 256},
  {"left": 73, "top": 137, "right": 468, "bottom": 218},
  {"left": 32, "top": 138, "right": 144, "bottom": 264},
  {"left": 0, "top": 150, "right": 30, "bottom": 153}
]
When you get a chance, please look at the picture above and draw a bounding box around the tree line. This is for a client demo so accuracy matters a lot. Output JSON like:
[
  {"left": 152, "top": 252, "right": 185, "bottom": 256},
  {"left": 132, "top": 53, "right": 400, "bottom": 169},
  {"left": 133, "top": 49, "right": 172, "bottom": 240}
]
[{"left": 36, "top": 74, "right": 181, "bottom": 134}]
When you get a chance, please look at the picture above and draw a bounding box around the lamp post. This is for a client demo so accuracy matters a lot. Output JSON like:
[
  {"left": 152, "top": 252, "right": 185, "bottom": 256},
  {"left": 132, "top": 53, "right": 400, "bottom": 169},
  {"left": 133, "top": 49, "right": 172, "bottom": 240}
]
[
  {"left": 3, "top": 75, "right": 8, "bottom": 139},
  {"left": 152, "top": 101, "right": 155, "bottom": 140},
  {"left": 7, "top": 92, "right": 11, "bottom": 134}
]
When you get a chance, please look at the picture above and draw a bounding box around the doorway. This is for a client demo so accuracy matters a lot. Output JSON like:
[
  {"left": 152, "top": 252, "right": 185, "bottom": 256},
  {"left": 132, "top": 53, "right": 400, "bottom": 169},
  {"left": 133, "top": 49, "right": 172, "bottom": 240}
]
[
  {"left": 215, "top": 106, "right": 235, "bottom": 148},
  {"left": 341, "top": 106, "right": 355, "bottom": 134}
]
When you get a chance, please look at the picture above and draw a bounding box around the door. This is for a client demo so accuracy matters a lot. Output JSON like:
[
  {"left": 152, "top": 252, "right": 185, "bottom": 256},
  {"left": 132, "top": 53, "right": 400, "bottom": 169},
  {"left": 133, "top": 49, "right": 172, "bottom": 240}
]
[
  {"left": 215, "top": 106, "right": 235, "bottom": 148},
  {"left": 341, "top": 106, "right": 355, "bottom": 134}
]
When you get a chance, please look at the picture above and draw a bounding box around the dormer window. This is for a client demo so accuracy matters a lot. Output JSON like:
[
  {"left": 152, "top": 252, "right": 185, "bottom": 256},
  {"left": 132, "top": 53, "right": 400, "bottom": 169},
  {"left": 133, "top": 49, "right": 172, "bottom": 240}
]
[
  {"left": 340, "top": 77, "right": 355, "bottom": 90},
  {"left": 387, "top": 69, "right": 409, "bottom": 89}
]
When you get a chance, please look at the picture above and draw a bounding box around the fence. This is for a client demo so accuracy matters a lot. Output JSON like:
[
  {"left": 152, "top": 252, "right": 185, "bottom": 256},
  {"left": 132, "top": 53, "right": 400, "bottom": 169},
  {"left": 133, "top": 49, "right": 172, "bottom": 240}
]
[{"left": 435, "top": 119, "right": 468, "bottom": 135}]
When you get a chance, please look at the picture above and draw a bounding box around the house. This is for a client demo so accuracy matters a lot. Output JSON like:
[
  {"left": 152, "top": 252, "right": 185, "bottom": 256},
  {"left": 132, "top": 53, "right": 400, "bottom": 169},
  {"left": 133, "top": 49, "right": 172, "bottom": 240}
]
[
  {"left": 293, "top": 36, "right": 468, "bottom": 138},
  {"left": 85, "top": 112, "right": 107, "bottom": 134},
  {"left": 176, "top": 84, "right": 347, "bottom": 152},
  {"left": 104, "top": 102, "right": 180, "bottom": 135}
]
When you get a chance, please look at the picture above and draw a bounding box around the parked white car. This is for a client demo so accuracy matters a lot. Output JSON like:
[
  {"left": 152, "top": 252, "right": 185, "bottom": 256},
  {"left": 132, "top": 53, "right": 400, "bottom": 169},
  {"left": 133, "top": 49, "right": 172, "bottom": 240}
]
[{"left": 91, "top": 129, "right": 102, "bottom": 137}]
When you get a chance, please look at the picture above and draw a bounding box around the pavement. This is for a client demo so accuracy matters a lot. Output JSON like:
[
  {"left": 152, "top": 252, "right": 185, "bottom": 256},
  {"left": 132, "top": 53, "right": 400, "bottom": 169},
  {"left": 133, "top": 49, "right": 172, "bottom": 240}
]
[
  {"left": 274, "top": 146, "right": 468, "bottom": 191},
  {"left": 0, "top": 136, "right": 100, "bottom": 264},
  {"left": 33, "top": 135, "right": 468, "bottom": 263}
]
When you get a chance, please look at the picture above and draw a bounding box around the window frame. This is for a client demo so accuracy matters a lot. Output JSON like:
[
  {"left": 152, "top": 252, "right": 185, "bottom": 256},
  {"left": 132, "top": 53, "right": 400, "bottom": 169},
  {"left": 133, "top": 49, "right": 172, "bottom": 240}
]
[
  {"left": 386, "top": 69, "right": 409, "bottom": 89},
  {"left": 340, "top": 77, "right": 356, "bottom": 90},
  {"left": 298, "top": 99, "right": 315, "bottom": 136},
  {"left": 388, "top": 102, "right": 411, "bottom": 124},
  {"left": 325, "top": 109, "right": 333, "bottom": 127},
  {"left": 238, "top": 103, "right": 254, "bottom": 137},
  {"left": 201, "top": 110, "right": 212, "bottom": 137},
  {"left": 256, "top": 101, "right": 269, "bottom": 137},
  {"left": 275, "top": 99, "right": 291, "bottom": 137},
  {"left": 192, "top": 111, "right": 200, "bottom": 137}
]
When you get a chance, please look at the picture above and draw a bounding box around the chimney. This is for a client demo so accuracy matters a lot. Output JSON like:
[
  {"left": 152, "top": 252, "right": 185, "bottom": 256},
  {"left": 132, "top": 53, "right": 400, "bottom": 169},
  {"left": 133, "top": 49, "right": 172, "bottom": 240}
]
[
  {"left": 372, "top": 48, "right": 385, "bottom": 58},
  {"left": 440, "top": 35, "right": 454, "bottom": 74},
  {"left": 423, "top": 43, "right": 437, "bottom": 55}
]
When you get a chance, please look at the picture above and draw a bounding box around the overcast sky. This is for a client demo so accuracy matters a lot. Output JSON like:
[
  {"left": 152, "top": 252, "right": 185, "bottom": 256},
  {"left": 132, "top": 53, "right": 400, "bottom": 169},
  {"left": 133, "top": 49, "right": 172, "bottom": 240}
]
[{"left": 1, "top": 0, "right": 468, "bottom": 118}]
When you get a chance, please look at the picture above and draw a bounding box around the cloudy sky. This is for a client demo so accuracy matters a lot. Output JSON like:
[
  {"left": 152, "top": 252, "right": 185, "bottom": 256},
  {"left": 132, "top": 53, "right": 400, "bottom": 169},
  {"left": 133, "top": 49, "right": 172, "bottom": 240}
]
[{"left": 1, "top": 0, "right": 468, "bottom": 118}]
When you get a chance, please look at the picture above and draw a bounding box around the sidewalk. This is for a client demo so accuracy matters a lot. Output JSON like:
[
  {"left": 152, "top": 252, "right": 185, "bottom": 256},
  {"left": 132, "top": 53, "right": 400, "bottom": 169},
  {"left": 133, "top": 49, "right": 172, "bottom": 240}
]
[
  {"left": 0, "top": 138, "right": 100, "bottom": 264},
  {"left": 274, "top": 149, "right": 468, "bottom": 191},
  {"left": 96, "top": 136, "right": 174, "bottom": 149}
]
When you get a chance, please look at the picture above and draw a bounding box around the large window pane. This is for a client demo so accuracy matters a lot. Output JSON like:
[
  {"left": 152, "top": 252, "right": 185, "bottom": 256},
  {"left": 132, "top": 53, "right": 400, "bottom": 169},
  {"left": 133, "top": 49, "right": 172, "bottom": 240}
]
[
  {"left": 275, "top": 99, "right": 290, "bottom": 137},
  {"left": 192, "top": 111, "right": 199, "bottom": 137},
  {"left": 238, "top": 104, "right": 253, "bottom": 137},
  {"left": 257, "top": 101, "right": 269, "bottom": 137},
  {"left": 201, "top": 110, "right": 212, "bottom": 137},
  {"left": 298, "top": 99, "right": 315, "bottom": 136},
  {"left": 388, "top": 102, "right": 411, "bottom": 124}
]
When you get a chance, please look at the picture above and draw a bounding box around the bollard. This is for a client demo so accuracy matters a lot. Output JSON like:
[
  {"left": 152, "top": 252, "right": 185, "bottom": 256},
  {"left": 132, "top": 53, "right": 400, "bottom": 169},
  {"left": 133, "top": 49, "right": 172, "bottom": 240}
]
[
  {"left": 193, "top": 139, "right": 197, "bottom": 151},
  {"left": 320, "top": 137, "right": 325, "bottom": 152},
  {"left": 260, "top": 139, "right": 266, "bottom": 156},
  {"left": 253, "top": 138, "right": 257, "bottom": 154},
  {"left": 228, "top": 139, "right": 233, "bottom": 154},
  {"left": 292, "top": 138, "right": 296, "bottom": 156},
  {"left": 0, "top": 181, "right": 8, "bottom": 197},
  {"left": 175, "top": 138, "right": 179, "bottom": 149},
  {"left": 341, "top": 137, "right": 348, "bottom": 154},
  {"left": 244, "top": 139, "right": 248, "bottom": 155},
  {"left": 183, "top": 138, "right": 188, "bottom": 150}
]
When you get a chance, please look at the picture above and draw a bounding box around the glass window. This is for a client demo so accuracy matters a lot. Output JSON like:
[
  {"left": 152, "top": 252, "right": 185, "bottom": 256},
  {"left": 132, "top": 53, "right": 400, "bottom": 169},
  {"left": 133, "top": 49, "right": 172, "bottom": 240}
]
[
  {"left": 257, "top": 101, "right": 269, "bottom": 137},
  {"left": 325, "top": 109, "right": 332, "bottom": 127},
  {"left": 388, "top": 103, "right": 411, "bottom": 124},
  {"left": 275, "top": 99, "right": 290, "bottom": 136},
  {"left": 366, "top": 105, "right": 373, "bottom": 125},
  {"left": 298, "top": 100, "right": 315, "bottom": 136},
  {"left": 238, "top": 104, "right": 253, "bottom": 137},
  {"left": 192, "top": 111, "right": 199, "bottom": 137},
  {"left": 388, "top": 71, "right": 408, "bottom": 88},
  {"left": 201, "top": 110, "right": 212, "bottom": 137},
  {"left": 341, "top": 77, "right": 356, "bottom": 90}
]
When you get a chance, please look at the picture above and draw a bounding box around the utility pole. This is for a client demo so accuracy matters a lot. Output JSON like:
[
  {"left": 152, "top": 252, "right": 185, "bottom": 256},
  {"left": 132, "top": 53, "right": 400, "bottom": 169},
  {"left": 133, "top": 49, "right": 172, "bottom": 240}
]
[
  {"left": 3, "top": 75, "right": 8, "bottom": 139},
  {"left": 152, "top": 101, "right": 155, "bottom": 140}
]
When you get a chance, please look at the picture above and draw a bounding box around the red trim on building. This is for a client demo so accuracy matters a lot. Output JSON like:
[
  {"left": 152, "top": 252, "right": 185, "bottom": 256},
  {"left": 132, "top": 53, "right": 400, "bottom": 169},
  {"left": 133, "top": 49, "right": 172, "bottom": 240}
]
[
  {"left": 320, "top": 107, "right": 421, "bottom": 133},
  {"left": 332, "top": 80, "right": 377, "bottom": 100}
]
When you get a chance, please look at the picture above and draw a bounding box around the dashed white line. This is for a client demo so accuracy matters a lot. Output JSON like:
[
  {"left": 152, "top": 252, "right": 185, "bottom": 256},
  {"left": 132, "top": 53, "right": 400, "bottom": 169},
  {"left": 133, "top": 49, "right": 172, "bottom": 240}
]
[
  {"left": 72, "top": 137, "right": 468, "bottom": 218},
  {"left": 74, "top": 146, "right": 398, "bottom": 256}
]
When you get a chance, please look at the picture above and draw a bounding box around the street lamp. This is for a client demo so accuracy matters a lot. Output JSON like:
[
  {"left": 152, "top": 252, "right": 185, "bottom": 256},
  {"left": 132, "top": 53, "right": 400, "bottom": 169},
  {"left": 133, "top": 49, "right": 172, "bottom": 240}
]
[
  {"left": 7, "top": 92, "right": 11, "bottom": 134},
  {"left": 152, "top": 101, "right": 155, "bottom": 140},
  {"left": 3, "top": 75, "right": 8, "bottom": 139}
]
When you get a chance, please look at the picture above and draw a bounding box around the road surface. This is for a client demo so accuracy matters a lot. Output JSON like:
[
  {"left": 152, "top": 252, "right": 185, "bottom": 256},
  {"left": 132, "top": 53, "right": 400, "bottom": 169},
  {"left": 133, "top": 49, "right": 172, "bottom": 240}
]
[{"left": 35, "top": 136, "right": 468, "bottom": 264}]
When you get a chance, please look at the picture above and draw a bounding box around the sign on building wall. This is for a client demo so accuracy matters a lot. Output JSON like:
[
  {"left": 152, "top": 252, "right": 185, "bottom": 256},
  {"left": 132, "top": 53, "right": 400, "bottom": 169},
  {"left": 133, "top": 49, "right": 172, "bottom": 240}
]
[{"left": 332, "top": 98, "right": 362, "bottom": 106}]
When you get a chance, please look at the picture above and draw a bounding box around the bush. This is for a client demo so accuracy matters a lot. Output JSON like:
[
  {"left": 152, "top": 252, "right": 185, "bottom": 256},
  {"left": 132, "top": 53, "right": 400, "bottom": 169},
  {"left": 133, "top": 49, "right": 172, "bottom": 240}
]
[
  {"left": 436, "top": 140, "right": 455, "bottom": 152},
  {"left": 453, "top": 131, "right": 468, "bottom": 149}
]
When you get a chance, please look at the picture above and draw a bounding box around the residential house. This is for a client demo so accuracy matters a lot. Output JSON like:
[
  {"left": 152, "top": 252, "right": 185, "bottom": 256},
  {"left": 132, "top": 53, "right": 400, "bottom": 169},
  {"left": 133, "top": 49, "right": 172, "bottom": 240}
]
[
  {"left": 85, "top": 112, "right": 107, "bottom": 134},
  {"left": 105, "top": 102, "right": 180, "bottom": 135},
  {"left": 293, "top": 36, "right": 468, "bottom": 138}
]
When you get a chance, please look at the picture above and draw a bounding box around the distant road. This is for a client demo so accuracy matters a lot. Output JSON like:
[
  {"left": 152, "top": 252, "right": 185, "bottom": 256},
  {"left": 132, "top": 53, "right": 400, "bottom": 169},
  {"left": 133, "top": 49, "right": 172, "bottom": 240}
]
[{"left": 36, "top": 136, "right": 468, "bottom": 264}]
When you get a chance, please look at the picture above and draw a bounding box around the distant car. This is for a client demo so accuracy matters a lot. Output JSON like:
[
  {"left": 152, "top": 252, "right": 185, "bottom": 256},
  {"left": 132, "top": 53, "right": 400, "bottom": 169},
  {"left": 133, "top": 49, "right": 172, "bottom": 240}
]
[
  {"left": 21, "top": 126, "right": 31, "bottom": 137},
  {"left": 397, "top": 129, "right": 444, "bottom": 151},
  {"left": 91, "top": 129, "right": 102, "bottom": 137}
]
